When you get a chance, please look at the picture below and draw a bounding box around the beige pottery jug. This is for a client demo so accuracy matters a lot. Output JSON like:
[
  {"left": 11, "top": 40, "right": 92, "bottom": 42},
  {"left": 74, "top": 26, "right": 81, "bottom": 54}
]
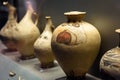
[
  {"left": 34, "top": 16, "right": 55, "bottom": 68},
  {"left": 51, "top": 11, "right": 101, "bottom": 79},
  {"left": 13, "top": 2, "right": 40, "bottom": 60},
  {"left": 0, "top": 2, "right": 17, "bottom": 51},
  {"left": 100, "top": 29, "right": 120, "bottom": 80}
]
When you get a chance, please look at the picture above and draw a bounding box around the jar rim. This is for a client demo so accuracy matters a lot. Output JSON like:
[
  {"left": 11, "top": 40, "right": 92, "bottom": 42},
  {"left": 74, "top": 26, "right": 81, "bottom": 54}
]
[
  {"left": 115, "top": 29, "right": 120, "bottom": 33},
  {"left": 64, "top": 11, "right": 86, "bottom": 16}
]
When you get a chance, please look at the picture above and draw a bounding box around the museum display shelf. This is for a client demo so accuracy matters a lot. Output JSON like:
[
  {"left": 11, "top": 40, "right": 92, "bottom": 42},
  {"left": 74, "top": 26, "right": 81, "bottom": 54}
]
[{"left": 0, "top": 40, "right": 102, "bottom": 80}]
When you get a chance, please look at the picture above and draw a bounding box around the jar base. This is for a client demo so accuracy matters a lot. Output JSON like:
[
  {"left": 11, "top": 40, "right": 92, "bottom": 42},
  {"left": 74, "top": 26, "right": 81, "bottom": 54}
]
[
  {"left": 20, "top": 55, "right": 36, "bottom": 60},
  {"left": 100, "top": 69, "right": 116, "bottom": 80},
  {"left": 0, "top": 36, "right": 17, "bottom": 51},
  {"left": 67, "top": 75, "right": 85, "bottom": 80},
  {"left": 56, "top": 75, "right": 85, "bottom": 80},
  {"left": 40, "top": 61, "right": 56, "bottom": 69}
]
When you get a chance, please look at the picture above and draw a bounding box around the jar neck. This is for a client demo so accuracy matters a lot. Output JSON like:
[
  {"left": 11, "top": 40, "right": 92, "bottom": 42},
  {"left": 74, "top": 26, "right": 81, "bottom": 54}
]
[
  {"left": 5, "top": 2, "right": 16, "bottom": 20},
  {"left": 66, "top": 16, "right": 82, "bottom": 22},
  {"left": 8, "top": 10, "right": 16, "bottom": 20},
  {"left": 64, "top": 11, "right": 86, "bottom": 22},
  {"left": 115, "top": 29, "right": 120, "bottom": 47},
  {"left": 26, "top": 10, "right": 33, "bottom": 18},
  {"left": 118, "top": 34, "right": 120, "bottom": 47},
  {"left": 44, "top": 16, "right": 54, "bottom": 32},
  {"left": 23, "top": 1, "right": 34, "bottom": 22}
]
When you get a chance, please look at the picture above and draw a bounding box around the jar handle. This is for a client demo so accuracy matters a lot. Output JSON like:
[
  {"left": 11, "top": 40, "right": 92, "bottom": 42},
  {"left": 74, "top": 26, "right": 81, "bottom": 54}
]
[{"left": 33, "top": 12, "right": 38, "bottom": 26}]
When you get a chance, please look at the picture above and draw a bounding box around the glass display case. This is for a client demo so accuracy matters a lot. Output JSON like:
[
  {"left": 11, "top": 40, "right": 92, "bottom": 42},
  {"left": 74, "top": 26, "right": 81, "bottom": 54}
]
[{"left": 0, "top": 0, "right": 120, "bottom": 80}]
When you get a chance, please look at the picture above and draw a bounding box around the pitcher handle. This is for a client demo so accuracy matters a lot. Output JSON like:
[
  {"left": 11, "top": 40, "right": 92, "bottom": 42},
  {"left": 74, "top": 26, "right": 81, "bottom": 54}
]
[{"left": 33, "top": 12, "right": 39, "bottom": 26}]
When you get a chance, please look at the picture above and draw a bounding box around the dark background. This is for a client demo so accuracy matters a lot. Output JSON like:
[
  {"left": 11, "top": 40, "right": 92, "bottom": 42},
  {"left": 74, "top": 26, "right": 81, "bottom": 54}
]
[{"left": 0, "top": 0, "right": 120, "bottom": 79}]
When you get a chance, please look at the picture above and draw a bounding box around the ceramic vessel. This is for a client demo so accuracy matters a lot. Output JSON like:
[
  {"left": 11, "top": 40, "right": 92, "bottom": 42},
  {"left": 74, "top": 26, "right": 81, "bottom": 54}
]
[
  {"left": 51, "top": 11, "right": 101, "bottom": 79},
  {"left": 13, "top": 1, "right": 40, "bottom": 60},
  {"left": 34, "top": 16, "right": 55, "bottom": 69},
  {"left": 0, "top": 2, "right": 17, "bottom": 51},
  {"left": 100, "top": 29, "right": 120, "bottom": 80}
]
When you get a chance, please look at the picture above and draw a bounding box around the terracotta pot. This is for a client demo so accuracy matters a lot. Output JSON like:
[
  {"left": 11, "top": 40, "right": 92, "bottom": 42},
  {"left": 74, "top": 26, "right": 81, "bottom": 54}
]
[
  {"left": 100, "top": 29, "right": 120, "bottom": 79},
  {"left": 34, "top": 16, "right": 55, "bottom": 69},
  {"left": 12, "top": 1, "right": 40, "bottom": 60},
  {"left": 51, "top": 11, "right": 101, "bottom": 79},
  {"left": 0, "top": 2, "right": 17, "bottom": 51}
]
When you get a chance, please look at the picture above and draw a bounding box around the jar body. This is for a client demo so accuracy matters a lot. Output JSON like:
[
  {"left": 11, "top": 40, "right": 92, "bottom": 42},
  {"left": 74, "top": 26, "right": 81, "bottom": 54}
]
[
  {"left": 100, "top": 47, "right": 120, "bottom": 79},
  {"left": 51, "top": 19, "right": 101, "bottom": 78},
  {"left": 0, "top": 2, "right": 17, "bottom": 51},
  {"left": 13, "top": 11, "right": 40, "bottom": 59},
  {"left": 34, "top": 31, "right": 55, "bottom": 68},
  {"left": 0, "top": 20, "right": 17, "bottom": 51}
]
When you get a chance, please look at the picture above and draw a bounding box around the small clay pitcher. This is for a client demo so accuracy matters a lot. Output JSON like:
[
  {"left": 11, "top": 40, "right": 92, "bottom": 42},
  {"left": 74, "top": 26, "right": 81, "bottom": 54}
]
[
  {"left": 34, "top": 16, "right": 55, "bottom": 69},
  {"left": 13, "top": 1, "right": 40, "bottom": 60},
  {"left": 0, "top": 2, "right": 17, "bottom": 51}
]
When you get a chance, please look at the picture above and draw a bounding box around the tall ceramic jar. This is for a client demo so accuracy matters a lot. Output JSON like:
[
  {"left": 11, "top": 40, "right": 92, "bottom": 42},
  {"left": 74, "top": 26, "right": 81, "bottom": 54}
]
[
  {"left": 0, "top": 2, "right": 17, "bottom": 51},
  {"left": 34, "top": 16, "right": 55, "bottom": 69},
  {"left": 12, "top": 1, "right": 40, "bottom": 60},
  {"left": 100, "top": 29, "right": 120, "bottom": 80},
  {"left": 51, "top": 11, "right": 101, "bottom": 79}
]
